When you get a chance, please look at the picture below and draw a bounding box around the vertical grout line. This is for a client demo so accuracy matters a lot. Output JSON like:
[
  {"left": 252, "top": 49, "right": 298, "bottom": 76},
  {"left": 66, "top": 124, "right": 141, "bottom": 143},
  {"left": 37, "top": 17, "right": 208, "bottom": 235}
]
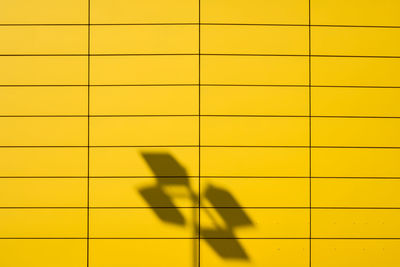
[
  {"left": 87, "top": 0, "right": 91, "bottom": 266},
  {"left": 309, "top": 1, "right": 312, "bottom": 267},
  {"left": 198, "top": 1, "right": 201, "bottom": 267}
]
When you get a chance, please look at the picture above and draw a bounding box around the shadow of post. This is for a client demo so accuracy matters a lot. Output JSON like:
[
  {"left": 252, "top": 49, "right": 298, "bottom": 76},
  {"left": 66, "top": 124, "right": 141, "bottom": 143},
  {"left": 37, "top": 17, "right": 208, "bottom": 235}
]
[{"left": 139, "top": 152, "right": 253, "bottom": 262}]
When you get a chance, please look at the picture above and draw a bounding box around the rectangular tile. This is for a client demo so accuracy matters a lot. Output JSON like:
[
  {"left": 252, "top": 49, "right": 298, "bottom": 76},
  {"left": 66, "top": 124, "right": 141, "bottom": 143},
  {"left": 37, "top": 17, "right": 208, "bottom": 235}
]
[
  {"left": 91, "top": 0, "right": 198, "bottom": 23},
  {"left": 90, "top": 147, "right": 198, "bottom": 177},
  {"left": 90, "top": 117, "right": 198, "bottom": 146},
  {"left": 312, "top": 178, "right": 400, "bottom": 207},
  {"left": 201, "top": 178, "right": 309, "bottom": 207},
  {"left": 201, "top": 25, "right": 308, "bottom": 54},
  {"left": 201, "top": 147, "right": 309, "bottom": 177},
  {"left": 313, "top": 209, "right": 400, "bottom": 238},
  {"left": 90, "top": 86, "right": 198, "bottom": 115},
  {"left": 312, "top": 27, "right": 400, "bottom": 56},
  {"left": 201, "top": 239, "right": 309, "bottom": 267},
  {"left": 312, "top": 118, "right": 400, "bottom": 147},
  {"left": 312, "top": 148, "right": 400, "bottom": 177},
  {"left": 90, "top": 208, "right": 196, "bottom": 238},
  {"left": 0, "top": 209, "right": 86, "bottom": 237},
  {"left": 202, "top": 55, "right": 308, "bottom": 85},
  {"left": 201, "top": 0, "right": 308, "bottom": 24},
  {"left": 201, "top": 86, "right": 309, "bottom": 116},
  {"left": 0, "top": 117, "right": 87, "bottom": 146},
  {"left": 0, "top": 26, "right": 87, "bottom": 54},
  {"left": 312, "top": 57, "right": 400, "bottom": 87},
  {"left": 0, "top": 86, "right": 87, "bottom": 116},
  {"left": 0, "top": 240, "right": 86, "bottom": 267},
  {"left": 201, "top": 117, "right": 309, "bottom": 146},
  {"left": 0, "top": 0, "right": 87, "bottom": 24},
  {"left": 0, "top": 148, "right": 86, "bottom": 176},
  {"left": 89, "top": 239, "right": 192, "bottom": 267},
  {"left": 90, "top": 55, "right": 198, "bottom": 85},
  {"left": 312, "top": 240, "right": 400, "bottom": 267},
  {"left": 200, "top": 208, "right": 309, "bottom": 238},
  {"left": 90, "top": 178, "right": 199, "bottom": 207},
  {"left": 91, "top": 25, "right": 197, "bottom": 54},
  {"left": 0, "top": 178, "right": 86, "bottom": 207},
  {"left": 0, "top": 56, "right": 87, "bottom": 85},
  {"left": 311, "top": 87, "right": 400, "bottom": 117},
  {"left": 311, "top": 0, "right": 400, "bottom": 26}
]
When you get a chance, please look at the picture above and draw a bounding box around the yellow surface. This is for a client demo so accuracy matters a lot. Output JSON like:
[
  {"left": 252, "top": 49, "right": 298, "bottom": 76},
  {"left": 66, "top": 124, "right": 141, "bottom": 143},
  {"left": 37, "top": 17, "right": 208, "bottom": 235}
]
[
  {"left": 201, "top": 26, "right": 308, "bottom": 55},
  {"left": 0, "top": 240, "right": 86, "bottom": 267},
  {"left": 90, "top": 86, "right": 198, "bottom": 115},
  {"left": 1, "top": 0, "right": 400, "bottom": 266},
  {"left": 0, "top": 209, "right": 86, "bottom": 237},
  {"left": 312, "top": 240, "right": 400, "bottom": 267},
  {"left": 91, "top": 25, "right": 198, "bottom": 54},
  {"left": 201, "top": 86, "right": 309, "bottom": 116}
]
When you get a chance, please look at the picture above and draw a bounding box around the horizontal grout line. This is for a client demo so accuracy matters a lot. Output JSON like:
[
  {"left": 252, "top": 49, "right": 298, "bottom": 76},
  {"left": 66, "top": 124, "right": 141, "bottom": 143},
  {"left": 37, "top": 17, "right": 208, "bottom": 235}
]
[
  {"left": 2, "top": 53, "right": 400, "bottom": 59},
  {"left": 1, "top": 176, "right": 400, "bottom": 179},
  {"left": 1, "top": 176, "right": 400, "bottom": 180},
  {"left": 1, "top": 207, "right": 400, "bottom": 209},
  {"left": 0, "top": 145, "right": 399, "bottom": 149},
  {"left": 0, "top": 176, "right": 307, "bottom": 179},
  {"left": 1, "top": 23, "right": 400, "bottom": 28},
  {"left": 0, "top": 237, "right": 399, "bottom": 240},
  {"left": 1, "top": 84, "right": 400, "bottom": 88},
  {"left": 1, "top": 115, "right": 400, "bottom": 119}
]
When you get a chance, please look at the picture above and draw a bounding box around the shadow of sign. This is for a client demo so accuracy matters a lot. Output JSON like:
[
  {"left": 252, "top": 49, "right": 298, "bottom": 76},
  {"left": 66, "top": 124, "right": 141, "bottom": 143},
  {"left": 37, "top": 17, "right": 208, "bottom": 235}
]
[{"left": 139, "top": 152, "right": 254, "bottom": 262}]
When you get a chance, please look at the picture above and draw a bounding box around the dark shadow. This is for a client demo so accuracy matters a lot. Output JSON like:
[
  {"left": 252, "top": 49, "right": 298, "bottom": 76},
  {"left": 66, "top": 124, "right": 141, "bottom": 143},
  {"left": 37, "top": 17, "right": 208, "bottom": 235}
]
[
  {"left": 139, "top": 152, "right": 253, "bottom": 261},
  {"left": 201, "top": 184, "right": 253, "bottom": 260}
]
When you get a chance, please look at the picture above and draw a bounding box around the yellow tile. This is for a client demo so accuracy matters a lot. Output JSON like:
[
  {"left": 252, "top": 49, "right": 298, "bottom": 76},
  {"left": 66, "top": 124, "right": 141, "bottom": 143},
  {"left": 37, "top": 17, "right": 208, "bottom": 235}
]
[
  {"left": 91, "top": 55, "right": 198, "bottom": 85},
  {"left": 312, "top": 148, "right": 400, "bottom": 177},
  {"left": 201, "top": 117, "right": 308, "bottom": 146},
  {"left": 202, "top": 25, "right": 308, "bottom": 55},
  {"left": 312, "top": 118, "right": 400, "bottom": 147},
  {"left": 313, "top": 209, "right": 400, "bottom": 238},
  {"left": 312, "top": 27, "right": 400, "bottom": 56},
  {"left": 90, "top": 147, "right": 198, "bottom": 177},
  {"left": 0, "top": 56, "right": 87, "bottom": 85},
  {"left": 201, "top": 0, "right": 308, "bottom": 24},
  {"left": 200, "top": 208, "right": 309, "bottom": 238},
  {"left": 201, "top": 178, "right": 309, "bottom": 207},
  {"left": 91, "top": 0, "right": 198, "bottom": 23},
  {"left": 312, "top": 57, "right": 400, "bottom": 87},
  {"left": 312, "top": 240, "right": 400, "bottom": 267},
  {"left": 91, "top": 25, "right": 197, "bottom": 54},
  {"left": 201, "top": 147, "right": 309, "bottom": 177},
  {"left": 311, "top": 87, "right": 400, "bottom": 117},
  {"left": 0, "top": 0, "right": 87, "bottom": 24},
  {"left": 201, "top": 239, "right": 309, "bottom": 267},
  {"left": 0, "top": 148, "right": 86, "bottom": 176},
  {"left": 0, "top": 117, "right": 87, "bottom": 146},
  {"left": 90, "top": 178, "right": 199, "bottom": 207},
  {"left": 201, "top": 86, "right": 309, "bottom": 116},
  {"left": 0, "top": 26, "right": 87, "bottom": 54},
  {"left": 90, "top": 239, "right": 192, "bottom": 267},
  {"left": 0, "top": 209, "right": 86, "bottom": 237},
  {"left": 0, "top": 86, "right": 87, "bottom": 116},
  {"left": 0, "top": 178, "right": 86, "bottom": 207},
  {"left": 90, "top": 208, "right": 196, "bottom": 238},
  {"left": 90, "top": 117, "right": 198, "bottom": 146},
  {"left": 311, "top": 0, "right": 400, "bottom": 26},
  {"left": 201, "top": 56, "right": 308, "bottom": 85},
  {"left": 90, "top": 86, "right": 198, "bottom": 115},
  {"left": 0, "top": 240, "right": 86, "bottom": 267},
  {"left": 312, "top": 178, "right": 400, "bottom": 207}
]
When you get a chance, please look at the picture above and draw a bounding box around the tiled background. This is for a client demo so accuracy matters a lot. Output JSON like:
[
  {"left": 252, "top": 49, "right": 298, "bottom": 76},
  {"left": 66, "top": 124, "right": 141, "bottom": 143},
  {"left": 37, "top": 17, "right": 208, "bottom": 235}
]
[{"left": 0, "top": 0, "right": 400, "bottom": 266}]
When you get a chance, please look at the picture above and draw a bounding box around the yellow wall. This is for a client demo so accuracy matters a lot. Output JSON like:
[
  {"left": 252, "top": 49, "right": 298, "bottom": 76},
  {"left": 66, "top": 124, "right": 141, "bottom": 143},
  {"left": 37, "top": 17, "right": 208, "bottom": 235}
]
[{"left": 0, "top": 0, "right": 400, "bottom": 266}]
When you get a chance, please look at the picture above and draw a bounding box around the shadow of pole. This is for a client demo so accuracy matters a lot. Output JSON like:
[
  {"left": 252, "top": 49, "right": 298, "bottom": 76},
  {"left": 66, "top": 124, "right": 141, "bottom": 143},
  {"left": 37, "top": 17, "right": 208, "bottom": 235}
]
[{"left": 139, "top": 152, "right": 254, "bottom": 264}]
